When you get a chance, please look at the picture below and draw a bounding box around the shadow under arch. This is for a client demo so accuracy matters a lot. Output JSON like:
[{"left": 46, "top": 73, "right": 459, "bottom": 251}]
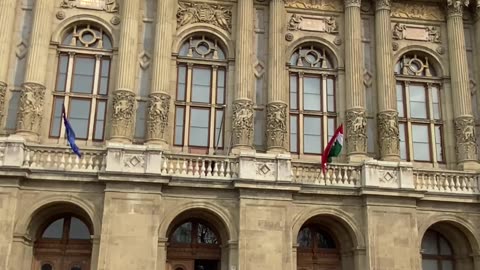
[
  {"left": 159, "top": 201, "right": 237, "bottom": 244},
  {"left": 286, "top": 36, "right": 343, "bottom": 69},
  {"left": 174, "top": 23, "right": 234, "bottom": 59},
  {"left": 15, "top": 195, "right": 100, "bottom": 240},
  {"left": 393, "top": 45, "right": 446, "bottom": 77},
  {"left": 50, "top": 14, "right": 117, "bottom": 48},
  {"left": 292, "top": 207, "right": 365, "bottom": 250}
]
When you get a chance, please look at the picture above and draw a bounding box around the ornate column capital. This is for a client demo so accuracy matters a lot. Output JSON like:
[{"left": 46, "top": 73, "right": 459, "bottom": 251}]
[
  {"left": 266, "top": 102, "right": 288, "bottom": 151},
  {"left": 345, "top": 0, "right": 361, "bottom": 8},
  {"left": 345, "top": 109, "right": 367, "bottom": 154},
  {"left": 446, "top": 0, "right": 468, "bottom": 17},
  {"left": 146, "top": 92, "right": 171, "bottom": 143},
  {"left": 455, "top": 116, "right": 478, "bottom": 161},
  {"left": 232, "top": 100, "right": 254, "bottom": 147},
  {"left": 111, "top": 90, "right": 136, "bottom": 140},
  {"left": 375, "top": 0, "right": 391, "bottom": 11},
  {"left": 16, "top": 83, "right": 46, "bottom": 135},
  {"left": 377, "top": 111, "right": 400, "bottom": 159}
]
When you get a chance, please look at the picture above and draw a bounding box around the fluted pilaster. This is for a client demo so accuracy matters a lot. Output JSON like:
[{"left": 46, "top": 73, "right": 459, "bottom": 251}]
[
  {"left": 110, "top": 0, "right": 140, "bottom": 142},
  {"left": 15, "top": 0, "right": 54, "bottom": 141},
  {"left": 266, "top": 0, "right": 287, "bottom": 152},
  {"left": 232, "top": 0, "right": 255, "bottom": 151},
  {"left": 0, "top": 0, "right": 16, "bottom": 124},
  {"left": 375, "top": 0, "right": 399, "bottom": 161},
  {"left": 447, "top": 0, "right": 479, "bottom": 169},
  {"left": 344, "top": 0, "right": 367, "bottom": 161},
  {"left": 146, "top": 0, "right": 174, "bottom": 146}
]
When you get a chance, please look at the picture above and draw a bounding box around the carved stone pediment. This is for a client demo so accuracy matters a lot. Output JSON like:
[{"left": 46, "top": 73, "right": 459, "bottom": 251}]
[
  {"left": 284, "top": 0, "right": 343, "bottom": 12},
  {"left": 60, "top": 0, "right": 119, "bottom": 13},
  {"left": 391, "top": 2, "right": 443, "bottom": 21},
  {"left": 287, "top": 13, "right": 339, "bottom": 34},
  {"left": 392, "top": 23, "right": 441, "bottom": 43},
  {"left": 177, "top": 2, "right": 232, "bottom": 32}
]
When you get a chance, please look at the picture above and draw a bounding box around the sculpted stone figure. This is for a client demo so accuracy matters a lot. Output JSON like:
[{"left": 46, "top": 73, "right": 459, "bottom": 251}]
[
  {"left": 266, "top": 103, "right": 287, "bottom": 149},
  {"left": 147, "top": 93, "right": 171, "bottom": 141},
  {"left": 232, "top": 100, "right": 254, "bottom": 146},
  {"left": 378, "top": 111, "right": 400, "bottom": 158},
  {"left": 346, "top": 109, "right": 367, "bottom": 153},
  {"left": 287, "top": 14, "right": 303, "bottom": 31},
  {"left": 111, "top": 90, "right": 135, "bottom": 138},
  {"left": 325, "top": 17, "right": 338, "bottom": 33},
  {"left": 455, "top": 117, "right": 478, "bottom": 161},
  {"left": 104, "top": 0, "right": 119, "bottom": 12},
  {"left": 17, "top": 83, "right": 45, "bottom": 133},
  {"left": 177, "top": 2, "right": 232, "bottom": 32}
]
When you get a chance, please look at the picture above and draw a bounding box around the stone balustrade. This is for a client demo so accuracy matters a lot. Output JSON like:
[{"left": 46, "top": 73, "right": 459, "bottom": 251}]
[{"left": 0, "top": 136, "right": 478, "bottom": 196}]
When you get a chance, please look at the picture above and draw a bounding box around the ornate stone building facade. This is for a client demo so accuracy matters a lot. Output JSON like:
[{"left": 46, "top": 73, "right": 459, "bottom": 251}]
[{"left": 0, "top": 0, "right": 480, "bottom": 269}]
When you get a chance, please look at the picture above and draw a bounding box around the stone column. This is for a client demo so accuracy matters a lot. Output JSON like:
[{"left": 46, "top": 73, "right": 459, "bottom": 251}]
[
  {"left": 109, "top": 0, "right": 140, "bottom": 143},
  {"left": 146, "top": 0, "right": 173, "bottom": 147},
  {"left": 15, "top": 0, "right": 54, "bottom": 142},
  {"left": 375, "top": 0, "right": 399, "bottom": 161},
  {"left": 0, "top": 0, "right": 17, "bottom": 124},
  {"left": 231, "top": 0, "right": 255, "bottom": 152},
  {"left": 447, "top": 0, "right": 479, "bottom": 170},
  {"left": 266, "top": 0, "right": 288, "bottom": 153},
  {"left": 344, "top": 0, "right": 367, "bottom": 162}
]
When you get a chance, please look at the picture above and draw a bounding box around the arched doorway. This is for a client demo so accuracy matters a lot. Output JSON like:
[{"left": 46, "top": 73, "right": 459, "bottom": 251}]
[
  {"left": 421, "top": 229, "right": 454, "bottom": 270},
  {"left": 297, "top": 224, "right": 340, "bottom": 270},
  {"left": 167, "top": 218, "right": 221, "bottom": 270},
  {"left": 32, "top": 214, "right": 92, "bottom": 270}
]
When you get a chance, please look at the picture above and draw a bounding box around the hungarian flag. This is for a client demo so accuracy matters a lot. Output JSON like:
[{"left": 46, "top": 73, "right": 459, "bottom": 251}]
[{"left": 321, "top": 124, "right": 343, "bottom": 173}]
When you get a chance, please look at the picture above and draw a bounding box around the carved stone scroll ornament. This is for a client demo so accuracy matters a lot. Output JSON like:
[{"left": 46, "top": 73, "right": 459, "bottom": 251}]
[
  {"left": 0, "top": 82, "right": 6, "bottom": 123},
  {"left": 392, "top": 23, "right": 441, "bottom": 43},
  {"left": 287, "top": 14, "right": 338, "bottom": 34},
  {"left": 266, "top": 103, "right": 287, "bottom": 150},
  {"left": 232, "top": 100, "right": 254, "bottom": 146},
  {"left": 378, "top": 111, "right": 400, "bottom": 158},
  {"left": 284, "top": 0, "right": 344, "bottom": 12},
  {"left": 455, "top": 117, "right": 478, "bottom": 161},
  {"left": 344, "top": 0, "right": 361, "bottom": 8},
  {"left": 375, "top": 0, "right": 391, "bottom": 10},
  {"left": 16, "top": 83, "right": 46, "bottom": 133},
  {"left": 391, "top": 2, "right": 442, "bottom": 21},
  {"left": 147, "top": 92, "right": 171, "bottom": 141},
  {"left": 446, "top": 0, "right": 468, "bottom": 17},
  {"left": 176, "top": 2, "right": 232, "bottom": 32},
  {"left": 111, "top": 90, "right": 135, "bottom": 139},
  {"left": 345, "top": 109, "right": 367, "bottom": 153},
  {"left": 60, "top": 0, "right": 119, "bottom": 13}
]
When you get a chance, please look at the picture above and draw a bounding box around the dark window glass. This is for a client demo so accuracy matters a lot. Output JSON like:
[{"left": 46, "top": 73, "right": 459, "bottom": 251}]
[
  {"left": 69, "top": 99, "right": 91, "bottom": 139},
  {"left": 290, "top": 116, "right": 298, "bottom": 153},
  {"left": 99, "top": 58, "right": 110, "bottom": 95},
  {"left": 216, "top": 69, "right": 225, "bottom": 104},
  {"left": 412, "top": 124, "right": 430, "bottom": 161},
  {"left": 50, "top": 97, "right": 65, "bottom": 137},
  {"left": 172, "top": 222, "right": 192, "bottom": 243},
  {"left": 191, "top": 68, "right": 211, "bottom": 103},
  {"left": 290, "top": 75, "right": 298, "bottom": 110},
  {"left": 189, "top": 108, "right": 209, "bottom": 147},
  {"left": 303, "top": 77, "right": 321, "bottom": 111},
  {"left": 297, "top": 227, "right": 312, "bottom": 248},
  {"left": 326, "top": 77, "right": 335, "bottom": 112},
  {"left": 42, "top": 218, "right": 64, "bottom": 239},
  {"left": 177, "top": 66, "right": 187, "bottom": 101},
  {"left": 56, "top": 54, "right": 69, "bottom": 92},
  {"left": 41, "top": 264, "right": 53, "bottom": 270},
  {"left": 409, "top": 84, "right": 427, "bottom": 119},
  {"left": 175, "top": 107, "right": 185, "bottom": 145},
  {"left": 72, "top": 57, "right": 95, "bottom": 94},
  {"left": 303, "top": 117, "right": 322, "bottom": 154},
  {"left": 215, "top": 110, "right": 224, "bottom": 148},
  {"left": 68, "top": 217, "right": 90, "bottom": 239},
  {"left": 197, "top": 223, "right": 218, "bottom": 244},
  {"left": 93, "top": 100, "right": 106, "bottom": 140}
]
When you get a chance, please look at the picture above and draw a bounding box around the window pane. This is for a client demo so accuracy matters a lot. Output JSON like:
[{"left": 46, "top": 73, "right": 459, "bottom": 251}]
[
  {"left": 191, "top": 68, "right": 211, "bottom": 103},
  {"left": 254, "top": 110, "right": 265, "bottom": 148},
  {"left": 421, "top": 231, "right": 438, "bottom": 255},
  {"left": 435, "top": 126, "right": 443, "bottom": 162},
  {"left": 69, "top": 217, "right": 90, "bottom": 239},
  {"left": 175, "top": 107, "right": 185, "bottom": 145},
  {"left": 98, "top": 58, "right": 110, "bottom": 95},
  {"left": 94, "top": 101, "right": 107, "bottom": 140},
  {"left": 50, "top": 97, "right": 65, "bottom": 137},
  {"left": 172, "top": 222, "right": 192, "bottom": 243},
  {"left": 217, "top": 69, "right": 225, "bottom": 104},
  {"left": 327, "top": 118, "right": 335, "bottom": 141},
  {"left": 56, "top": 54, "right": 69, "bottom": 92},
  {"left": 69, "top": 99, "right": 92, "bottom": 139},
  {"left": 189, "top": 108, "right": 209, "bottom": 147},
  {"left": 316, "top": 230, "right": 336, "bottom": 249},
  {"left": 215, "top": 110, "right": 224, "bottom": 148},
  {"left": 431, "top": 86, "right": 441, "bottom": 120},
  {"left": 72, "top": 57, "right": 95, "bottom": 94},
  {"left": 412, "top": 124, "right": 431, "bottom": 161},
  {"left": 303, "top": 77, "right": 321, "bottom": 111},
  {"left": 327, "top": 77, "right": 335, "bottom": 112},
  {"left": 42, "top": 218, "right": 64, "bottom": 239},
  {"left": 422, "top": 259, "right": 439, "bottom": 270},
  {"left": 290, "top": 74, "right": 298, "bottom": 110},
  {"left": 303, "top": 117, "right": 322, "bottom": 154},
  {"left": 396, "top": 83, "right": 404, "bottom": 118},
  {"left": 439, "top": 235, "right": 452, "bottom": 255},
  {"left": 409, "top": 84, "right": 427, "bottom": 118},
  {"left": 177, "top": 66, "right": 186, "bottom": 101},
  {"left": 197, "top": 223, "right": 218, "bottom": 244},
  {"left": 297, "top": 227, "right": 312, "bottom": 247},
  {"left": 399, "top": 123, "right": 407, "bottom": 160},
  {"left": 290, "top": 115, "right": 298, "bottom": 152},
  {"left": 441, "top": 261, "right": 453, "bottom": 270}
]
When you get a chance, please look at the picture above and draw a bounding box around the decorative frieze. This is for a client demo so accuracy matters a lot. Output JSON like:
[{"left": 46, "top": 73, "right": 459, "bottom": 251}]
[
  {"left": 284, "top": 0, "right": 343, "bottom": 12},
  {"left": 111, "top": 90, "right": 135, "bottom": 139},
  {"left": 378, "top": 111, "right": 399, "bottom": 158},
  {"left": 287, "top": 14, "right": 339, "bottom": 34},
  {"left": 177, "top": 2, "right": 232, "bottom": 32},
  {"left": 16, "top": 83, "right": 45, "bottom": 133},
  {"left": 455, "top": 117, "right": 478, "bottom": 161},
  {"left": 60, "top": 0, "right": 119, "bottom": 13},
  {"left": 232, "top": 100, "right": 254, "bottom": 146},
  {"left": 392, "top": 23, "right": 441, "bottom": 43},
  {"left": 266, "top": 103, "right": 287, "bottom": 150},
  {"left": 346, "top": 109, "right": 367, "bottom": 153},
  {"left": 391, "top": 2, "right": 442, "bottom": 21},
  {"left": 146, "top": 93, "right": 171, "bottom": 142}
]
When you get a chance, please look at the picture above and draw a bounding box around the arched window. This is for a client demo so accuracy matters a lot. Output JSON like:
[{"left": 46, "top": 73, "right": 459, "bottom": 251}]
[
  {"left": 174, "top": 34, "right": 227, "bottom": 154},
  {"left": 289, "top": 44, "right": 337, "bottom": 155},
  {"left": 421, "top": 230, "right": 454, "bottom": 270},
  {"left": 49, "top": 24, "right": 113, "bottom": 141},
  {"left": 297, "top": 225, "right": 340, "bottom": 270},
  {"left": 168, "top": 219, "right": 221, "bottom": 270},
  {"left": 395, "top": 53, "right": 444, "bottom": 163},
  {"left": 33, "top": 215, "right": 92, "bottom": 270}
]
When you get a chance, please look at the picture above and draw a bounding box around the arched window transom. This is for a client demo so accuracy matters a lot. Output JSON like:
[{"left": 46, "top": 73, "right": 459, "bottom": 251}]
[
  {"left": 421, "top": 230, "right": 454, "bottom": 270},
  {"left": 395, "top": 52, "right": 444, "bottom": 163},
  {"left": 289, "top": 44, "right": 337, "bottom": 155},
  {"left": 297, "top": 225, "right": 340, "bottom": 270}
]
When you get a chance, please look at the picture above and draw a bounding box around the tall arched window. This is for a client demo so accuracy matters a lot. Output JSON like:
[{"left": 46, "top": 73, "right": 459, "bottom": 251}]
[
  {"left": 33, "top": 215, "right": 92, "bottom": 270},
  {"left": 49, "top": 24, "right": 113, "bottom": 141},
  {"left": 167, "top": 219, "right": 221, "bottom": 270},
  {"left": 174, "top": 35, "right": 227, "bottom": 154},
  {"left": 297, "top": 225, "right": 340, "bottom": 270},
  {"left": 421, "top": 230, "right": 454, "bottom": 270},
  {"left": 395, "top": 53, "right": 444, "bottom": 163},
  {"left": 289, "top": 44, "right": 337, "bottom": 155}
]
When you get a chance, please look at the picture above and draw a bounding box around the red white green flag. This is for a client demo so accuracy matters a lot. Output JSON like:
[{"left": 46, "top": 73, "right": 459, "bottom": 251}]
[{"left": 321, "top": 124, "right": 343, "bottom": 173}]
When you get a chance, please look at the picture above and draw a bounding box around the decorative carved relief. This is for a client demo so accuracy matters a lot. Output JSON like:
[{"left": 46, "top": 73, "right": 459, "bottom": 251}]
[
  {"left": 392, "top": 23, "right": 441, "bottom": 43},
  {"left": 147, "top": 93, "right": 171, "bottom": 141},
  {"left": 123, "top": 154, "right": 146, "bottom": 169},
  {"left": 287, "top": 14, "right": 338, "bottom": 34},
  {"left": 344, "top": 0, "right": 361, "bottom": 8},
  {"left": 391, "top": 2, "right": 442, "bottom": 21},
  {"left": 56, "top": 11, "right": 66, "bottom": 20},
  {"left": 60, "top": 0, "right": 119, "bottom": 13},
  {"left": 378, "top": 169, "right": 398, "bottom": 186},
  {"left": 375, "top": 0, "right": 391, "bottom": 10},
  {"left": 447, "top": 0, "right": 468, "bottom": 17},
  {"left": 455, "top": 117, "right": 478, "bottom": 161},
  {"left": 284, "top": 0, "right": 343, "bottom": 12},
  {"left": 266, "top": 103, "right": 287, "bottom": 150},
  {"left": 16, "top": 83, "right": 45, "bottom": 133},
  {"left": 111, "top": 90, "right": 135, "bottom": 138},
  {"left": 378, "top": 111, "right": 400, "bottom": 158},
  {"left": 346, "top": 109, "right": 367, "bottom": 153},
  {"left": 177, "top": 2, "right": 232, "bottom": 32},
  {"left": 0, "top": 82, "right": 6, "bottom": 123},
  {"left": 16, "top": 41, "right": 28, "bottom": 59},
  {"left": 232, "top": 100, "right": 254, "bottom": 146}
]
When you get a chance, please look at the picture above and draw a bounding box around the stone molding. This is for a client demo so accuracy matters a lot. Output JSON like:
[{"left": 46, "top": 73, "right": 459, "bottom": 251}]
[
  {"left": 455, "top": 116, "right": 478, "bottom": 162},
  {"left": 232, "top": 100, "right": 254, "bottom": 147},
  {"left": 111, "top": 90, "right": 135, "bottom": 140},
  {"left": 377, "top": 111, "right": 400, "bottom": 159},
  {"left": 146, "top": 92, "right": 171, "bottom": 142},
  {"left": 16, "top": 82, "right": 46, "bottom": 134},
  {"left": 346, "top": 109, "right": 367, "bottom": 154},
  {"left": 266, "top": 102, "right": 287, "bottom": 150}
]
